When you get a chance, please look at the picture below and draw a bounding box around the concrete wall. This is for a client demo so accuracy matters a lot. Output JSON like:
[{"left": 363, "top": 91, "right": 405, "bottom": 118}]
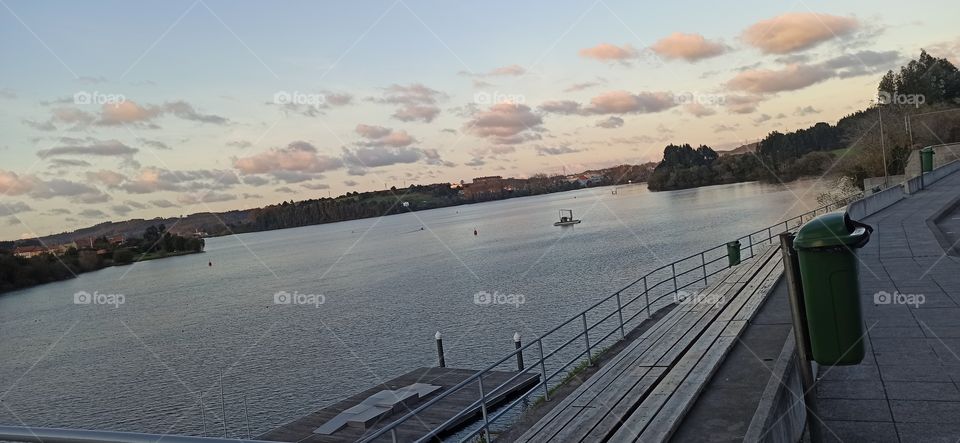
[
  {"left": 848, "top": 160, "right": 960, "bottom": 218},
  {"left": 745, "top": 331, "right": 808, "bottom": 443},
  {"left": 863, "top": 175, "right": 905, "bottom": 194},
  {"left": 904, "top": 143, "right": 960, "bottom": 179}
]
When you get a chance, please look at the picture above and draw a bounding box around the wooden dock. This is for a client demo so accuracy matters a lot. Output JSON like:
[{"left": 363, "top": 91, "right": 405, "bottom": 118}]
[
  {"left": 515, "top": 244, "right": 783, "bottom": 442},
  {"left": 259, "top": 367, "right": 539, "bottom": 443}
]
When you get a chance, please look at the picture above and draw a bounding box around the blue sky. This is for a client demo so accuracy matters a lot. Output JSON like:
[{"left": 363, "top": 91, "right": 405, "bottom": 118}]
[{"left": 1, "top": 0, "right": 958, "bottom": 239}]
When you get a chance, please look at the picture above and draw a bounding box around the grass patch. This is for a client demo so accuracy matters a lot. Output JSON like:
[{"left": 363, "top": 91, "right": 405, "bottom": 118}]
[{"left": 531, "top": 345, "right": 612, "bottom": 407}]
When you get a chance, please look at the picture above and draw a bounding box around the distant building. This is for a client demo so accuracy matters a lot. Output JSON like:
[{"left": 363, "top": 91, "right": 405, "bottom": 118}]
[{"left": 13, "top": 246, "right": 48, "bottom": 258}]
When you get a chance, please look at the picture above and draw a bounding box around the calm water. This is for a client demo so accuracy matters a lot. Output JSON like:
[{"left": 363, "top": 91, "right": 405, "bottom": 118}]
[{"left": 0, "top": 180, "right": 829, "bottom": 437}]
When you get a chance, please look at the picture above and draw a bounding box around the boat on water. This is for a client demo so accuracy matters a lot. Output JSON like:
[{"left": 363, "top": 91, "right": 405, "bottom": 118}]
[{"left": 554, "top": 209, "right": 581, "bottom": 226}]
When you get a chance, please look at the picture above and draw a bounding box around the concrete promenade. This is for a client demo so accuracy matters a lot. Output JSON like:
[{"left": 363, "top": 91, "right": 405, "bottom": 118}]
[{"left": 813, "top": 167, "right": 960, "bottom": 441}]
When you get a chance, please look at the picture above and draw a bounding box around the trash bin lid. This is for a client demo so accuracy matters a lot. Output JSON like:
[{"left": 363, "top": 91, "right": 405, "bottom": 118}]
[{"left": 794, "top": 212, "right": 870, "bottom": 249}]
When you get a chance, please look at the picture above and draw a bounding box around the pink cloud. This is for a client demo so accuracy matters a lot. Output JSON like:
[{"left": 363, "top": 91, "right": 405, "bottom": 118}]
[
  {"left": 742, "top": 13, "right": 859, "bottom": 54},
  {"left": 650, "top": 32, "right": 727, "bottom": 62},
  {"left": 727, "top": 64, "right": 834, "bottom": 93},
  {"left": 578, "top": 43, "right": 639, "bottom": 62},
  {"left": 234, "top": 141, "right": 343, "bottom": 174},
  {"left": 463, "top": 103, "right": 543, "bottom": 144}
]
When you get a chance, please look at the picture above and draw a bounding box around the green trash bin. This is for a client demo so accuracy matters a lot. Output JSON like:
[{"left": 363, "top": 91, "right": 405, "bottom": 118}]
[
  {"left": 727, "top": 240, "right": 741, "bottom": 267},
  {"left": 921, "top": 147, "right": 935, "bottom": 173},
  {"left": 794, "top": 212, "right": 873, "bottom": 366}
]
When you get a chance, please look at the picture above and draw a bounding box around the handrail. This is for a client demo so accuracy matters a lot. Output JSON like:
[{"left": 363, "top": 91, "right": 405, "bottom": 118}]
[{"left": 360, "top": 194, "right": 861, "bottom": 443}]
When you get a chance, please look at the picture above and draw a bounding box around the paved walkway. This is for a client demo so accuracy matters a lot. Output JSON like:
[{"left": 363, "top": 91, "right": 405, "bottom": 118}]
[{"left": 814, "top": 170, "right": 960, "bottom": 441}]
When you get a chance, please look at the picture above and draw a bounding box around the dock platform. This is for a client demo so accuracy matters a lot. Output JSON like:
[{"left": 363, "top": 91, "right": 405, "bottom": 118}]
[{"left": 258, "top": 367, "right": 539, "bottom": 443}]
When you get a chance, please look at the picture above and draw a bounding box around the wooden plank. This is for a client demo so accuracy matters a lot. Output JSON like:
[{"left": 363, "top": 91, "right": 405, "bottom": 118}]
[
  {"left": 640, "top": 258, "right": 784, "bottom": 441},
  {"left": 517, "top": 247, "right": 782, "bottom": 443}
]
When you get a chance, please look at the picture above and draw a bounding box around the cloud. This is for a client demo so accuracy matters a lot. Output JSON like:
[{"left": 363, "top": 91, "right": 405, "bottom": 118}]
[
  {"left": 27, "top": 100, "right": 228, "bottom": 131},
  {"left": 373, "top": 83, "right": 446, "bottom": 123},
  {"left": 684, "top": 103, "right": 717, "bottom": 118},
  {"left": 37, "top": 139, "right": 138, "bottom": 159},
  {"left": 118, "top": 167, "right": 239, "bottom": 194},
  {"left": 650, "top": 32, "right": 728, "bottom": 62},
  {"left": 177, "top": 192, "right": 236, "bottom": 205},
  {"left": 124, "top": 200, "right": 148, "bottom": 209},
  {"left": 460, "top": 64, "right": 526, "bottom": 77},
  {"left": 713, "top": 123, "right": 740, "bottom": 133},
  {"left": 536, "top": 145, "right": 581, "bottom": 156},
  {"left": 78, "top": 209, "right": 108, "bottom": 218},
  {"left": 234, "top": 141, "right": 344, "bottom": 175},
  {"left": 227, "top": 140, "right": 252, "bottom": 149},
  {"left": 727, "top": 64, "right": 834, "bottom": 93},
  {"left": 48, "top": 158, "right": 92, "bottom": 168},
  {"left": 578, "top": 43, "right": 639, "bottom": 62},
  {"left": 86, "top": 170, "right": 127, "bottom": 187},
  {"left": 742, "top": 13, "right": 859, "bottom": 54},
  {"left": 112, "top": 204, "right": 133, "bottom": 216},
  {"left": 138, "top": 138, "right": 171, "bottom": 150},
  {"left": 275, "top": 187, "right": 296, "bottom": 193},
  {"left": 341, "top": 146, "right": 424, "bottom": 168},
  {"left": 302, "top": 183, "right": 330, "bottom": 190},
  {"left": 242, "top": 175, "right": 269, "bottom": 186},
  {"left": 753, "top": 113, "right": 773, "bottom": 124},
  {"left": 355, "top": 124, "right": 417, "bottom": 147},
  {"left": 270, "top": 171, "right": 320, "bottom": 183},
  {"left": 724, "top": 95, "right": 765, "bottom": 114},
  {"left": 726, "top": 50, "right": 899, "bottom": 94},
  {"left": 343, "top": 180, "right": 359, "bottom": 187},
  {"left": 150, "top": 199, "right": 177, "bottom": 208},
  {"left": 596, "top": 116, "right": 624, "bottom": 128},
  {"left": 794, "top": 105, "right": 821, "bottom": 116},
  {"left": 564, "top": 80, "right": 605, "bottom": 92},
  {"left": 539, "top": 91, "right": 676, "bottom": 116},
  {"left": 0, "top": 202, "right": 32, "bottom": 217},
  {"left": 586, "top": 91, "right": 676, "bottom": 114},
  {"left": 463, "top": 103, "right": 544, "bottom": 144},
  {"left": 0, "top": 88, "right": 16, "bottom": 99},
  {"left": 0, "top": 170, "right": 109, "bottom": 203}
]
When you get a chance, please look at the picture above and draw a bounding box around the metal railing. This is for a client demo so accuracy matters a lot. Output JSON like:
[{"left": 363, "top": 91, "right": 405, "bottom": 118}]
[{"left": 360, "top": 194, "right": 861, "bottom": 443}]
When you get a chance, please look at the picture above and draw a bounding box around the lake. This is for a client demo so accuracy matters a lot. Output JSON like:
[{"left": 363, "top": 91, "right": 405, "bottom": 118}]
[{"left": 0, "top": 179, "right": 832, "bottom": 437}]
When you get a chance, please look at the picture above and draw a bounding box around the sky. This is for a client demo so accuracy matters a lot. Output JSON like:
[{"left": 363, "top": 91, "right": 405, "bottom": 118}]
[{"left": 1, "top": 0, "right": 959, "bottom": 240}]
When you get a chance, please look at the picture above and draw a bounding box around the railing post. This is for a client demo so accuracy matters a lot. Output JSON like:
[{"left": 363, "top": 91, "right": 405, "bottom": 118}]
[
  {"left": 537, "top": 338, "right": 549, "bottom": 401},
  {"left": 199, "top": 394, "right": 207, "bottom": 437},
  {"left": 582, "top": 313, "right": 593, "bottom": 365},
  {"left": 748, "top": 234, "right": 755, "bottom": 257},
  {"left": 700, "top": 252, "right": 707, "bottom": 284},
  {"left": 477, "top": 376, "right": 492, "bottom": 442},
  {"left": 514, "top": 332, "right": 524, "bottom": 371},
  {"left": 767, "top": 227, "right": 773, "bottom": 244},
  {"left": 643, "top": 276, "right": 650, "bottom": 318},
  {"left": 390, "top": 428, "right": 398, "bottom": 443},
  {"left": 671, "top": 263, "right": 678, "bottom": 295},
  {"left": 615, "top": 291, "right": 625, "bottom": 339},
  {"left": 435, "top": 331, "right": 445, "bottom": 368}
]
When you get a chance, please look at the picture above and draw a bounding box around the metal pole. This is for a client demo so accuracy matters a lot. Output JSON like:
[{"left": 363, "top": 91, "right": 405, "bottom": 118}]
[
  {"left": 242, "top": 394, "right": 250, "bottom": 439},
  {"left": 748, "top": 234, "right": 755, "bottom": 257},
  {"left": 582, "top": 313, "right": 593, "bottom": 366},
  {"left": 390, "top": 428, "right": 398, "bottom": 443},
  {"left": 879, "top": 106, "right": 888, "bottom": 187},
  {"left": 700, "top": 252, "right": 707, "bottom": 284},
  {"left": 219, "top": 369, "right": 227, "bottom": 438},
  {"left": 670, "top": 263, "right": 678, "bottom": 296},
  {"left": 199, "top": 394, "right": 207, "bottom": 437},
  {"left": 615, "top": 291, "right": 625, "bottom": 338},
  {"left": 477, "top": 377, "right": 492, "bottom": 443},
  {"left": 537, "top": 339, "right": 549, "bottom": 401},
  {"left": 642, "top": 276, "right": 650, "bottom": 318},
  {"left": 514, "top": 332, "right": 524, "bottom": 371},
  {"left": 779, "top": 233, "right": 820, "bottom": 442},
  {"left": 435, "top": 331, "right": 445, "bottom": 368}
]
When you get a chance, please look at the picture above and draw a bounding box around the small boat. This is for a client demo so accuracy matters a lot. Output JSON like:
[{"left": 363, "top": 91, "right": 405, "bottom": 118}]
[{"left": 553, "top": 209, "right": 582, "bottom": 227}]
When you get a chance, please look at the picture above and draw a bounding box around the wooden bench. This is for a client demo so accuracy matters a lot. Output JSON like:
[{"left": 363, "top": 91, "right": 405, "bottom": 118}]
[{"left": 515, "top": 245, "right": 783, "bottom": 442}]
